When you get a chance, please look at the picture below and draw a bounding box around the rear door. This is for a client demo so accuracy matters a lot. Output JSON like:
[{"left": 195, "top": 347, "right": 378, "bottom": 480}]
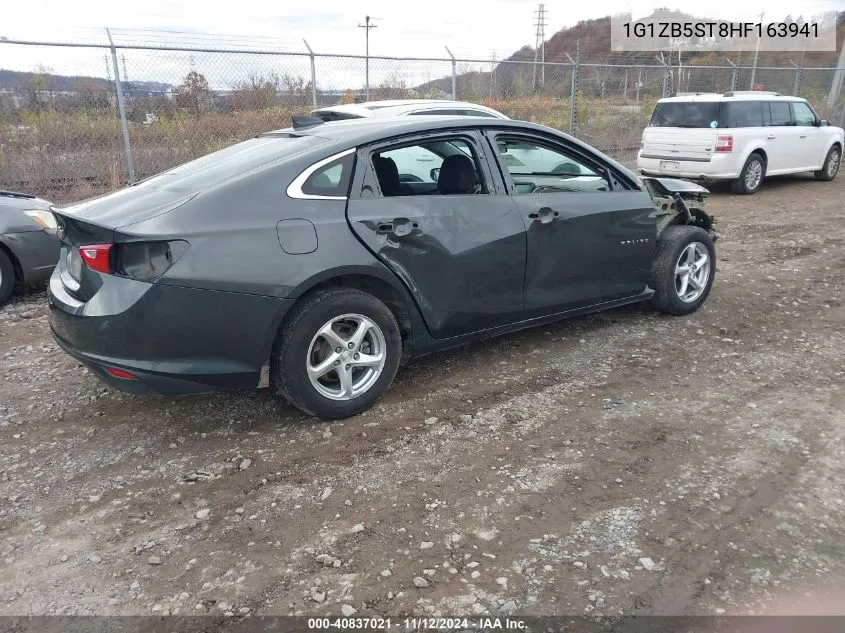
[
  {"left": 346, "top": 130, "right": 527, "bottom": 339},
  {"left": 484, "top": 130, "right": 656, "bottom": 316},
  {"left": 764, "top": 101, "right": 797, "bottom": 173}
]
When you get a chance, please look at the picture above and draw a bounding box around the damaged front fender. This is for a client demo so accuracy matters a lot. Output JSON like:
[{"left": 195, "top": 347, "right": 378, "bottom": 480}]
[{"left": 640, "top": 176, "right": 718, "bottom": 241}]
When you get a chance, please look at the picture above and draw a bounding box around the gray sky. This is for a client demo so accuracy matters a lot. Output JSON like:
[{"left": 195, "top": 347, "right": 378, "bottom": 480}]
[{"left": 1, "top": 0, "right": 841, "bottom": 88}]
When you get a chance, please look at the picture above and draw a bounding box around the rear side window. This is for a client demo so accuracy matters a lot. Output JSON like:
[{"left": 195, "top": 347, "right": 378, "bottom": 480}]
[
  {"left": 768, "top": 102, "right": 793, "bottom": 126},
  {"left": 725, "top": 102, "right": 764, "bottom": 128},
  {"left": 649, "top": 102, "right": 721, "bottom": 128},
  {"left": 300, "top": 152, "right": 355, "bottom": 197},
  {"left": 408, "top": 109, "right": 466, "bottom": 116}
]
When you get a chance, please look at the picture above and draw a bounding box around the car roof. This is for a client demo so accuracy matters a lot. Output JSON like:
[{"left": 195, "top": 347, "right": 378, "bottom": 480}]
[
  {"left": 264, "top": 116, "right": 546, "bottom": 143},
  {"left": 311, "top": 99, "right": 508, "bottom": 119},
  {"left": 258, "top": 115, "right": 635, "bottom": 182},
  {"left": 658, "top": 92, "right": 806, "bottom": 103}
]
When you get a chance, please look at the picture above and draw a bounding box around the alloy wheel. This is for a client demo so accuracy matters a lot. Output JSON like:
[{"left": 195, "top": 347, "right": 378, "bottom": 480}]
[{"left": 306, "top": 313, "right": 387, "bottom": 401}]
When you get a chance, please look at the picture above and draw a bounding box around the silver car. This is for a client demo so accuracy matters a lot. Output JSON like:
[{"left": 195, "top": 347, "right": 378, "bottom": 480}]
[
  {"left": 311, "top": 99, "right": 509, "bottom": 122},
  {"left": 0, "top": 190, "right": 60, "bottom": 305}
]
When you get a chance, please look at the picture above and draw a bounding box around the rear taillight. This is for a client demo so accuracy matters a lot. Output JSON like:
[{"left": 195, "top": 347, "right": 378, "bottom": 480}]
[
  {"left": 715, "top": 135, "right": 733, "bottom": 152},
  {"left": 79, "top": 244, "right": 114, "bottom": 274},
  {"left": 117, "top": 240, "right": 188, "bottom": 282},
  {"left": 75, "top": 240, "right": 188, "bottom": 281}
]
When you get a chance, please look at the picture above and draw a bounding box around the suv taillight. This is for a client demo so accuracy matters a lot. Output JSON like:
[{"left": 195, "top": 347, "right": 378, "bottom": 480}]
[{"left": 715, "top": 135, "right": 733, "bottom": 152}]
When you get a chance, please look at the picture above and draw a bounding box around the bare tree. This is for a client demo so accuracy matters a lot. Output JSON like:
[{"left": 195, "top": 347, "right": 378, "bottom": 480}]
[{"left": 175, "top": 71, "right": 212, "bottom": 114}]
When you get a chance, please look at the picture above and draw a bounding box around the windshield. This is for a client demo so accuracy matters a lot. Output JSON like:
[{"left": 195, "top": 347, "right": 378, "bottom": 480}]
[{"left": 649, "top": 102, "right": 721, "bottom": 128}]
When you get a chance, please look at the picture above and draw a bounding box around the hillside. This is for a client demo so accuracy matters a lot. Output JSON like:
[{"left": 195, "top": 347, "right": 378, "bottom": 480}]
[
  {"left": 0, "top": 68, "right": 170, "bottom": 94},
  {"left": 415, "top": 10, "right": 845, "bottom": 97}
]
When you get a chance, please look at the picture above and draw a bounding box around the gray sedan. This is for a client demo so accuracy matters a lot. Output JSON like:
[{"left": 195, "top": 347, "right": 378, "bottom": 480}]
[{"left": 0, "top": 190, "right": 60, "bottom": 305}]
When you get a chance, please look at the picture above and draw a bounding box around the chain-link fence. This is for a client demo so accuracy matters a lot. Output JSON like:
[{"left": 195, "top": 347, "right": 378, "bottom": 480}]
[{"left": 1, "top": 37, "right": 844, "bottom": 202}]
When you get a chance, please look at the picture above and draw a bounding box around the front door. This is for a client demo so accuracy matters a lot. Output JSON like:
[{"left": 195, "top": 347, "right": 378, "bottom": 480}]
[
  {"left": 485, "top": 131, "right": 656, "bottom": 317},
  {"left": 346, "top": 131, "right": 527, "bottom": 339},
  {"left": 791, "top": 101, "right": 829, "bottom": 171}
]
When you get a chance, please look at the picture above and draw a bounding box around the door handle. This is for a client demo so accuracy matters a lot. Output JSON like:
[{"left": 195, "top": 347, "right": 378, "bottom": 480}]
[
  {"left": 528, "top": 207, "right": 559, "bottom": 223},
  {"left": 767, "top": 135, "right": 776, "bottom": 140},
  {"left": 799, "top": 134, "right": 807, "bottom": 139},
  {"left": 376, "top": 219, "right": 418, "bottom": 236}
]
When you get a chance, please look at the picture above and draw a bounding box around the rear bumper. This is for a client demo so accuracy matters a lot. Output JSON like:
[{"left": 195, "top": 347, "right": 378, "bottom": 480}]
[
  {"left": 47, "top": 267, "right": 293, "bottom": 396},
  {"left": 636, "top": 152, "right": 740, "bottom": 181}
]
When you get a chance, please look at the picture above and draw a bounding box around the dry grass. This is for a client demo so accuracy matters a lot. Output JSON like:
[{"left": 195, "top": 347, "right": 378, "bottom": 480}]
[{"left": 5, "top": 92, "right": 838, "bottom": 203}]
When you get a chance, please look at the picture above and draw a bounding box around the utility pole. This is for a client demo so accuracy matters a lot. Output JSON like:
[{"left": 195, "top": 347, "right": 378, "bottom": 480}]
[
  {"left": 750, "top": 11, "right": 764, "bottom": 89},
  {"left": 533, "top": 3, "right": 547, "bottom": 91},
  {"left": 826, "top": 38, "right": 845, "bottom": 106},
  {"left": 490, "top": 52, "right": 496, "bottom": 98},
  {"left": 358, "top": 15, "right": 379, "bottom": 101}
]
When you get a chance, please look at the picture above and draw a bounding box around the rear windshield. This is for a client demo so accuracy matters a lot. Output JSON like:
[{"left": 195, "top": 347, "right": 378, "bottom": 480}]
[
  {"left": 649, "top": 102, "right": 721, "bottom": 128},
  {"left": 138, "top": 134, "right": 324, "bottom": 190}
]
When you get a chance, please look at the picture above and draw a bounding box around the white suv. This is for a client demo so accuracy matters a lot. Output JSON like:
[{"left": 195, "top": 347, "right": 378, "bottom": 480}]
[{"left": 637, "top": 92, "right": 843, "bottom": 194}]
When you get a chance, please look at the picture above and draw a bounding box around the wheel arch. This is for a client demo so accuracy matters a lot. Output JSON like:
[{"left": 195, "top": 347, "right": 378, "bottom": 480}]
[
  {"left": 0, "top": 238, "right": 24, "bottom": 286},
  {"left": 745, "top": 147, "right": 768, "bottom": 166},
  {"left": 269, "top": 266, "right": 425, "bottom": 373}
]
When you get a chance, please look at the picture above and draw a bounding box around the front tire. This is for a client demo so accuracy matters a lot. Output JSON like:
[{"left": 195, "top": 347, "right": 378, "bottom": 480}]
[
  {"left": 651, "top": 225, "right": 716, "bottom": 316},
  {"left": 814, "top": 145, "right": 841, "bottom": 181},
  {"left": 0, "top": 249, "right": 16, "bottom": 306},
  {"left": 731, "top": 152, "right": 765, "bottom": 195},
  {"left": 273, "top": 288, "right": 402, "bottom": 420}
]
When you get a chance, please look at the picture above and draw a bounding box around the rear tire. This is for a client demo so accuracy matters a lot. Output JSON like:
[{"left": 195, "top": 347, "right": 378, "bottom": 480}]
[
  {"left": 730, "top": 152, "right": 765, "bottom": 195},
  {"left": 651, "top": 225, "right": 716, "bottom": 316},
  {"left": 0, "top": 249, "right": 16, "bottom": 306},
  {"left": 273, "top": 288, "right": 402, "bottom": 420},
  {"left": 814, "top": 145, "right": 841, "bottom": 181}
]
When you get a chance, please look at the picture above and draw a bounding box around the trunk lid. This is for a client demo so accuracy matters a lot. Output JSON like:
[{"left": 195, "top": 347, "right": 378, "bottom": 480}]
[
  {"left": 53, "top": 187, "right": 198, "bottom": 233},
  {"left": 641, "top": 128, "right": 719, "bottom": 159}
]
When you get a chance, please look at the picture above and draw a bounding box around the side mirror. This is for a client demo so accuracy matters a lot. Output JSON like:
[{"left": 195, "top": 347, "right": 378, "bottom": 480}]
[
  {"left": 819, "top": 119, "right": 830, "bottom": 126},
  {"left": 430, "top": 168, "right": 440, "bottom": 181}
]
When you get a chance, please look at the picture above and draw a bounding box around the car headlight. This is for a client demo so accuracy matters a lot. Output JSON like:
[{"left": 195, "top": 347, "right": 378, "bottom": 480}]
[{"left": 22, "top": 209, "right": 57, "bottom": 230}]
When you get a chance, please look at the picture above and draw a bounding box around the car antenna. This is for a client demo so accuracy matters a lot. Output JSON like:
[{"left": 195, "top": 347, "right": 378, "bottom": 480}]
[{"left": 291, "top": 115, "right": 326, "bottom": 130}]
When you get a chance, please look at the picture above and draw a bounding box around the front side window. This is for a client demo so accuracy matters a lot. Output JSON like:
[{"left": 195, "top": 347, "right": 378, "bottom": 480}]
[
  {"left": 725, "top": 102, "right": 764, "bottom": 128},
  {"left": 372, "top": 138, "right": 487, "bottom": 196},
  {"left": 768, "top": 102, "right": 793, "bottom": 126},
  {"left": 792, "top": 102, "right": 817, "bottom": 126},
  {"left": 494, "top": 137, "right": 611, "bottom": 194}
]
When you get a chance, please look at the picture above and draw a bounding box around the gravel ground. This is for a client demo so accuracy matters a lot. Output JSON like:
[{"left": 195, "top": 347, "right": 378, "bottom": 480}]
[{"left": 1, "top": 174, "right": 845, "bottom": 619}]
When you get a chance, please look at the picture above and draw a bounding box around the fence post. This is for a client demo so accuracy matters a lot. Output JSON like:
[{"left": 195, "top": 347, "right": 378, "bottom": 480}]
[
  {"left": 657, "top": 53, "right": 670, "bottom": 97},
  {"left": 106, "top": 28, "right": 135, "bottom": 185},
  {"left": 303, "top": 39, "right": 317, "bottom": 110},
  {"left": 566, "top": 40, "right": 580, "bottom": 136},
  {"left": 841, "top": 97, "right": 845, "bottom": 128},
  {"left": 792, "top": 60, "right": 802, "bottom": 96},
  {"left": 726, "top": 59, "right": 738, "bottom": 92},
  {"left": 445, "top": 46, "right": 456, "bottom": 100}
]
